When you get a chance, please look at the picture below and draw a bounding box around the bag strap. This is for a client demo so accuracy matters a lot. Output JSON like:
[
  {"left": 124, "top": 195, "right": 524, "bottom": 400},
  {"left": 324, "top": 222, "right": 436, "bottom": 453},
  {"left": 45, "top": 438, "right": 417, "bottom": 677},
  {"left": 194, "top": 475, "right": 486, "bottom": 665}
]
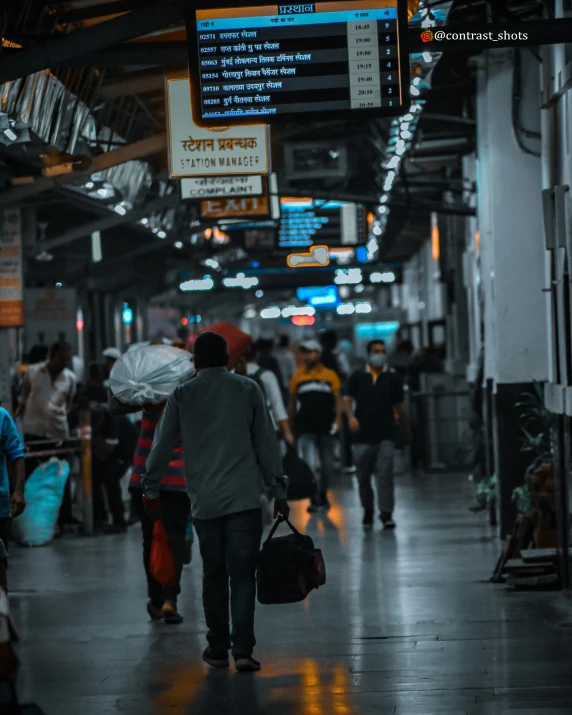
[{"left": 264, "top": 517, "right": 302, "bottom": 544}]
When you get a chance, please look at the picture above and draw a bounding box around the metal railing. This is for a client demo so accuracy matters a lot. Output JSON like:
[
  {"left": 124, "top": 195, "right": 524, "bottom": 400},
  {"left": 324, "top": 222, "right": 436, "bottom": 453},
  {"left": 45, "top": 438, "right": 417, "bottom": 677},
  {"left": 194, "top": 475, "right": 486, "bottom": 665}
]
[{"left": 408, "top": 389, "right": 472, "bottom": 471}]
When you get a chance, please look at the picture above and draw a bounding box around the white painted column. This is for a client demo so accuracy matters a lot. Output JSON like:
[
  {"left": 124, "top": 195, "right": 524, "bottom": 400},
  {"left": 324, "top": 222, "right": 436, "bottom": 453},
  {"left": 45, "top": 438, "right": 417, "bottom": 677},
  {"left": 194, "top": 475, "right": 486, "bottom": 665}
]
[
  {"left": 477, "top": 51, "right": 548, "bottom": 387},
  {"left": 476, "top": 49, "right": 548, "bottom": 536}
]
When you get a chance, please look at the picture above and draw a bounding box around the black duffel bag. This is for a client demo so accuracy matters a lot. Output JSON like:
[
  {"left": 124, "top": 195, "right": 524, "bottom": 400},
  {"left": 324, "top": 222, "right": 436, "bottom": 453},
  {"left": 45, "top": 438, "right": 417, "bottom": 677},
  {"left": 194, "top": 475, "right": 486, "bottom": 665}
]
[
  {"left": 257, "top": 518, "right": 326, "bottom": 605},
  {"left": 282, "top": 444, "right": 317, "bottom": 501}
]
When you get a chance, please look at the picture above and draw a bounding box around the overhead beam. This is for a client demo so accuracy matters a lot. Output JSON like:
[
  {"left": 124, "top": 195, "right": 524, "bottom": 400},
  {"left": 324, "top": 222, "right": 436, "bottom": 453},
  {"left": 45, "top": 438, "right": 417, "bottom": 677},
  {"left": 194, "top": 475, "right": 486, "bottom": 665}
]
[
  {"left": 0, "top": 0, "right": 185, "bottom": 82},
  {"left": 100, "top": 69, "right": 168, "bottom": 100},
  {"left": 421, "top": 113, "right": 476, "bottom": 126},
  {"left": 0, "top": 133, "right": 167, "bottom": 206},
  {"left": 29, "top": 192, "right": 180, "bottom": 256},
  {"left": 57, "top": 0, "right": 151, "bottom": 23},
  {"left": 48, "top": 42, "right": 188, "bottom": 68}
]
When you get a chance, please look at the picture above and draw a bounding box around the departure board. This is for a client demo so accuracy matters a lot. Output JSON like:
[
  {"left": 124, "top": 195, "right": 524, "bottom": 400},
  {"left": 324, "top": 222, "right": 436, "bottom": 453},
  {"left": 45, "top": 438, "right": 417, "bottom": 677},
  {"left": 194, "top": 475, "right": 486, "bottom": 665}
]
[
  {"left": 279, "top": 198, "right": 365, "bottom": 247},
  {"left": 186, "top": 0, "right": 410, "bottom": 126}
]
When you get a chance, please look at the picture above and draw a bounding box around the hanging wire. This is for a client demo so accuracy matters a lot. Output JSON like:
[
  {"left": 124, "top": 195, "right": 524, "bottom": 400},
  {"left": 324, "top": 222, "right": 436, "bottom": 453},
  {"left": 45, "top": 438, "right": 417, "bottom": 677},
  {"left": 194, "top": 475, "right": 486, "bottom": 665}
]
[{"left": 512, "top": 48, "right": 541, "bottom": 156}]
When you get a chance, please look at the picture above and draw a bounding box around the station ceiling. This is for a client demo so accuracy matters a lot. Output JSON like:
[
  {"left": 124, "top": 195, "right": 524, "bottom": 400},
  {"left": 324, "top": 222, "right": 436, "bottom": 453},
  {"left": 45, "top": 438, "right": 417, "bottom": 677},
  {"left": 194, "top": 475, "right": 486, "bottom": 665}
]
[{"left": 0, "top": 0, "right": 550, "bottom": 302}]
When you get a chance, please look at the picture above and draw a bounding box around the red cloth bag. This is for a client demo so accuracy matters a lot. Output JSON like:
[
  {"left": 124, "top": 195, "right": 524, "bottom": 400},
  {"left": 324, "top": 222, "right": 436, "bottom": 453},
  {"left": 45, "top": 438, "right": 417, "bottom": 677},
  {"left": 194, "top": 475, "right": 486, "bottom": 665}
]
[{"left": 150, "top": 519, "right": 177, "bottom": 586}]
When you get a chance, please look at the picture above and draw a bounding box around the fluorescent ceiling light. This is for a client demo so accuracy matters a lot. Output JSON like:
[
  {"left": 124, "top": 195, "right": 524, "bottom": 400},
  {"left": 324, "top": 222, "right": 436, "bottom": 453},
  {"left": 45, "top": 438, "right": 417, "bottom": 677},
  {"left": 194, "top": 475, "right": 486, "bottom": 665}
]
[
  {"left": 355, "top": 302, "right": 372, "bottom": 314},
  {"left": 260, "top": 306, "right": 281, "bottom": 319},
  {"left": 91, "top": 230, "right": 102, "bottom": 264},
  {"left": 179, "top": 276, "right": 214, "bottom": 291},
  {"left": 114, "top": 204, "right": 126, "bottom": 216},
  {"left": 370, "top": 271, "right": 396, "bottom": 284},
  {"left": 223, "top": 272, "right": 259, "bottom": 289},
  {"left": 281, "top": 305, "right": 315, "bottom": 318},
  {"left": 157, "top": 230, "right": 167, "bottom": 239},
  {"left": 335, "top": 268, "right": 362, "bottom": 285},
  {"left": 337, "top": 303, "right": 355, "bottom": 315}
]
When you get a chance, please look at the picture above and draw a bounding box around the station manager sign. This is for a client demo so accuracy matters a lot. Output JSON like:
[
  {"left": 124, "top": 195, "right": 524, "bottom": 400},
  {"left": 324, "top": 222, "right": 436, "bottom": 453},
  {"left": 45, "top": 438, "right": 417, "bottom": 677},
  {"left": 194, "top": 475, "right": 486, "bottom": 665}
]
[{"left": 166, "top": 78, "right": 269, "bottom": 177}]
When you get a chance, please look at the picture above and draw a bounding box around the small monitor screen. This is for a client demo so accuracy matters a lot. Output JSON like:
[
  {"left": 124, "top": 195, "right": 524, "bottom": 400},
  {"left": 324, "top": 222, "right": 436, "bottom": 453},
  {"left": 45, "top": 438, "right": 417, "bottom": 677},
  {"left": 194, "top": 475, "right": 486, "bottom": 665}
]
[{"left": 187, "top": 0, "right": 410, "bottom": 126}]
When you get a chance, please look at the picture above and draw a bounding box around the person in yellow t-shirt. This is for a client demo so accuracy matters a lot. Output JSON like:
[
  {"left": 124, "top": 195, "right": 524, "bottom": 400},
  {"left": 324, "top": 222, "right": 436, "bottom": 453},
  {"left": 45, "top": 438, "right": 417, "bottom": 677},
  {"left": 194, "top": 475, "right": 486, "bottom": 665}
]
[{"left": 288, "top": 339, "right": 342, "bottom": 513}]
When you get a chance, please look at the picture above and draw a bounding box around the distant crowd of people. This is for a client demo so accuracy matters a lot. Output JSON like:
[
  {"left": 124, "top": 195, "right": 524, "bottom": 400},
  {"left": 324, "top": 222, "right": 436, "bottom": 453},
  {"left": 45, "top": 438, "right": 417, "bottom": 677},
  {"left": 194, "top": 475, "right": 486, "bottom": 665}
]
[{"left": 0, "top": 327, "right": 443, "bottom": 670}]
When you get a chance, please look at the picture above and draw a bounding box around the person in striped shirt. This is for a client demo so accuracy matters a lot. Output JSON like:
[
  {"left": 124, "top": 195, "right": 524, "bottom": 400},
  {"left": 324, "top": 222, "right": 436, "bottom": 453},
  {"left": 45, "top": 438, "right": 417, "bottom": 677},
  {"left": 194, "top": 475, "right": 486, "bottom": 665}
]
[{"left": 128, "top": 404, "right": 190, "bottom": 623}]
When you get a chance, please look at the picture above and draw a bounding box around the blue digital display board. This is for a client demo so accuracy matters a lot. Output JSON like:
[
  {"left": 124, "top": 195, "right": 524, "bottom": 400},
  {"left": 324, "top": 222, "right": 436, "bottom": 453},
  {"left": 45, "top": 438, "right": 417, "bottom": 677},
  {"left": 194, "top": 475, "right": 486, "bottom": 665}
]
[
  {"left": 279, "top": 198, "right": 365, "bottom": 248},
  {"left": 297, "top": 285, "right": 340, "bottom": 307}
]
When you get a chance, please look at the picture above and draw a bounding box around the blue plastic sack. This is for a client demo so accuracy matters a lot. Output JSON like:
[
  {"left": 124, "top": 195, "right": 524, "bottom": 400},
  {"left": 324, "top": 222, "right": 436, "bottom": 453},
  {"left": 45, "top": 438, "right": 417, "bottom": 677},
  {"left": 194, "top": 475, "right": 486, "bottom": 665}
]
[{"left": 12, "top": 459, "right": 70, "bottom": 547}]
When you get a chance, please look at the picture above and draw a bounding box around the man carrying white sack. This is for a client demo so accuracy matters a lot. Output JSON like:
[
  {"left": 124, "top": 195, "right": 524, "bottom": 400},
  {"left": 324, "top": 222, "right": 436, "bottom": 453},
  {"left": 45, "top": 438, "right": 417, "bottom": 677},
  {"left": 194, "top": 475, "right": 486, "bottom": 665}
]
[{"left": 109, "top": 343, "right": 195, "bottom": 624}]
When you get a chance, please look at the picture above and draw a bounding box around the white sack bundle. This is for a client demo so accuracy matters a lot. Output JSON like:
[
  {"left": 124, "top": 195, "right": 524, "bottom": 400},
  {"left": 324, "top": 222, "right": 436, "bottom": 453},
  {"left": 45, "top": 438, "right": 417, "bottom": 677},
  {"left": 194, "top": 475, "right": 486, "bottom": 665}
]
[{"left": 109, "top": 344, "right": 195, "bottom": 406}]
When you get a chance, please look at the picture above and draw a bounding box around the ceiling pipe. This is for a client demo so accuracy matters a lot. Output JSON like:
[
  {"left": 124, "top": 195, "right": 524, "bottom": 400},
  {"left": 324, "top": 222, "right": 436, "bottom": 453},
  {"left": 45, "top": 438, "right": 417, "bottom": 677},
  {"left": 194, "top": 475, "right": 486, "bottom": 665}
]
[
  {"left": 0, "top": 133, "right": 166, "bottom": 206},
  {"left": 421, "top": 113, "right": 476, "bottom": 126},
  {"left": 413, "top": 137, "right": 472, "bottom": 152},
  {"left": 29, "top": 192, "right": 180, "bottom": 256}
]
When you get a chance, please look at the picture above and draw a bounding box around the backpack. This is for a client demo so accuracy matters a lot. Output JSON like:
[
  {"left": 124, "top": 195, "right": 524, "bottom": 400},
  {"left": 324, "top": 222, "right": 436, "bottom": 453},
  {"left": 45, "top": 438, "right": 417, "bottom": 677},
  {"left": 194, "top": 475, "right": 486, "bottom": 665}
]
[
  {"left": 250, "top": 367, "right": 272, "bottom": 413},
  {"left": 257, "top": 518, "right": 326, "bottom": 605}
]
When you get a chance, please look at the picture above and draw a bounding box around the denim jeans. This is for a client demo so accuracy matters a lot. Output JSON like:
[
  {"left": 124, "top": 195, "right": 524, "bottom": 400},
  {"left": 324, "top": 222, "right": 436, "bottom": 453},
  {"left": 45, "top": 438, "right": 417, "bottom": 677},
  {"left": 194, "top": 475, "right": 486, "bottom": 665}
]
[
  {"left": 194, "top": 508, "right": 263, "bottom": 656},
  {"left": 130, "top": 488, "right": 191, "bottom": 606},
  {"left": 353, "top": 441, "right": 396, "bottom": 514},
  {"left": 297, "top": 433, "right": 335, "bottom": 500}
]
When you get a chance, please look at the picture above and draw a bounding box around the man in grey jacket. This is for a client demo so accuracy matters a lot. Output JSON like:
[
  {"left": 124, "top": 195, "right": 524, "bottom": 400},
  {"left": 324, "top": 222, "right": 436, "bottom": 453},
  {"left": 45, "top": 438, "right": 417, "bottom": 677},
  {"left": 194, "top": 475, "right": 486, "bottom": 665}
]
[{"left": 142, "top": 331, "right": 289, "bottom": 673}]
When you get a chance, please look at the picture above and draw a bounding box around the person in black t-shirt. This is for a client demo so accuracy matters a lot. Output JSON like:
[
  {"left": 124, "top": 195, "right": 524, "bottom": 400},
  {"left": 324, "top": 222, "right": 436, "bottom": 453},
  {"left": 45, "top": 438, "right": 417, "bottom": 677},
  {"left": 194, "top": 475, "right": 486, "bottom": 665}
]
[{"left": 344, "top": 340, "right": 410, "bottom": 530}]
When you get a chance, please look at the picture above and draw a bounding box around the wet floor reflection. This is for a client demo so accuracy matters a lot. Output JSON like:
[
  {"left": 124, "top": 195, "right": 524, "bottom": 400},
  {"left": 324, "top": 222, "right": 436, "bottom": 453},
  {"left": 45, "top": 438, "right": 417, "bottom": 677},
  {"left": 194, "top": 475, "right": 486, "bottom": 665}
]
[
  {"left": 15, "top": 472, "right": 572, "bottom": 715},
  {"left": 152, "top": 657, "right": 354, "bottom": 715}
]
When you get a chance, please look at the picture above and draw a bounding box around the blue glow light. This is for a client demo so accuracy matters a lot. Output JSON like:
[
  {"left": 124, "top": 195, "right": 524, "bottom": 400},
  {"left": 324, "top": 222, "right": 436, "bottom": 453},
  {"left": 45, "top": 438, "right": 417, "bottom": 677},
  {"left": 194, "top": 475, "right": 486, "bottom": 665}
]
[
  {"left": 122, "top": 303, "right": 133, "bottom": 325},
  {"left": 297, "top": 285, "right": 340, "bottom": 308},
  {"left": 356, "top": 322, "right": 400, "bottom": 342}
]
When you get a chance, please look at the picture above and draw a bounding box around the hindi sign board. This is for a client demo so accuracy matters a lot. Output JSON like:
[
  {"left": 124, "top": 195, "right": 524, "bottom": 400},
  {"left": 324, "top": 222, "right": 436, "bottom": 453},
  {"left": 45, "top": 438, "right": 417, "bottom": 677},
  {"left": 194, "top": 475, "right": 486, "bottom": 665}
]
[
  {"left": 200, "top": 196, "right": 270, "bottom": 219},
  {"left": 181, "top": 175, "right": 263, "bottom": 199},
  {"left": 0, "top": 208, "right": 24, "bottom": 327},
  {"left": 167, "top": 78, "right": 269, "bottom": 177}
]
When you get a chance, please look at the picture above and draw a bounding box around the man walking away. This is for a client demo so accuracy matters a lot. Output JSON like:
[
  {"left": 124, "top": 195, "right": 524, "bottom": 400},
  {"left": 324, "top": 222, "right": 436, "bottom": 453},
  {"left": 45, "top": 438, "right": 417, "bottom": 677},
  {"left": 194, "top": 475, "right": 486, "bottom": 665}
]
[
  {"left": 256, "top": 337, "right": 286, "bottom": 397},
  {"left": 245, "top": 341, "right": 294, "bottom": 446},
  {"left": 142, "top": 332, "right": 289, "bottom": 672},
  {"left": 91, "top": 404, "right": 137, "bottom": 533},
  {"left": 344, "top": 340, "right": 410, "bottom": 529},
  {"left": 289, "top": 339, "right": 342, "bottom": 513}
]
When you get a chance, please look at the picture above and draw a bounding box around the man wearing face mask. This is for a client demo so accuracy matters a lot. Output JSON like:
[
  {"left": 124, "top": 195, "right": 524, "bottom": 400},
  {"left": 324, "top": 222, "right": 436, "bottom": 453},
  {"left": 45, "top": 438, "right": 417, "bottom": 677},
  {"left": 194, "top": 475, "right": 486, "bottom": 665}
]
[
  {"left": 344, "top": 340, "right": 410, "bottom": 529},
  {"left": 289, "top": 339, "right": 342, "bottom": 512}
]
